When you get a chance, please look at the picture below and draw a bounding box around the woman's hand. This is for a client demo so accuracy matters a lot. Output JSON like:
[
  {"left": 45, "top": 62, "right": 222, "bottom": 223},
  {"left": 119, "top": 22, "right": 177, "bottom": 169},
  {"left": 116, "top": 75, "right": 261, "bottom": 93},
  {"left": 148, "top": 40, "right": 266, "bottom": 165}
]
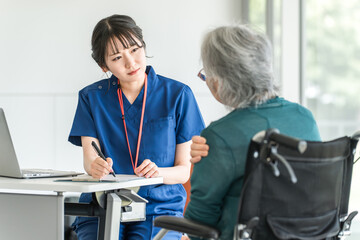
[
  {"left": 135, "top": 159, "right": 159, "bottom": 178},
  {"left": 90, "top": 157, "right": 113, "bottom": 179},
  {"left": 190, "top": 136, "right": 209, "bottom": 164}
]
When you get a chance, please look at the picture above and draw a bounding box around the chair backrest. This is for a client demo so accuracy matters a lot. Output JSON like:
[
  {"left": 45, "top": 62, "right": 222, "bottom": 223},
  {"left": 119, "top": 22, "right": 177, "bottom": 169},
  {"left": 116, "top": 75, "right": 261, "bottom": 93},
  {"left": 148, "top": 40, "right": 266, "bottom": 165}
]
[
  {"left": 183, "top": 164, "right": 194, "bottom": 211},
  {"left": 236, "top": 129, "right": 359, "bottom": 240}
]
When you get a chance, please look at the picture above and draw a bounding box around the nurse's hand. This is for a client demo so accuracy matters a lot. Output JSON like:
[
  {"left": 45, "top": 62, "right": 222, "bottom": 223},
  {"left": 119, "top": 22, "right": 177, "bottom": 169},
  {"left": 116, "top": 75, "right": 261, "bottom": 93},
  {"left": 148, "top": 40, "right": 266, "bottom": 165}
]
[
  {"left": 90, "top": 157, "right": 113, "bottom": 179},
  {"left": 135, "top": 159, "right": 159, "bottom": 178},
  {"left": 190, "top": 136, "right": 209, "bottom": 164}
]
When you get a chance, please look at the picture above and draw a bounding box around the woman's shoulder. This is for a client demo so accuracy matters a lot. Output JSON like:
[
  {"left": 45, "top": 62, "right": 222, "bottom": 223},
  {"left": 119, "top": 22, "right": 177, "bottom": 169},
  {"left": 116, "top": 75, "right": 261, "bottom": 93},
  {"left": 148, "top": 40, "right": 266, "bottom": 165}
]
[
  {"left": 207, "top": 108, "right": 247, "bottom": 128},
  {"left": 202, "top": 110, "right": 248, "bottom": 139},
  {"left": 148, "top": 65, "right": 189, "bottom": 91},
  {"left": 276, "top": 98, "right": 316, "bottom": 118},
  {"left": 154, "top": 75, "right": 196, "bottom": 102},
  {"left": 157, "top": 74, "right": 189, "bottom": 91},
  {"left": 78, "top": 78, "right": 114, "bottom": 96}
]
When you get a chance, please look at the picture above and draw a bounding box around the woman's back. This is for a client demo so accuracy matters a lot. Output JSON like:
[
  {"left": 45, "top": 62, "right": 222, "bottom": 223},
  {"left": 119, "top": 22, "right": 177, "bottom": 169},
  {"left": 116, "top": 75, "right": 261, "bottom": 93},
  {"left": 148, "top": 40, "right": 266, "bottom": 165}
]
[{"left": 185, "top": 97, "right": 321, "bottom": 240}]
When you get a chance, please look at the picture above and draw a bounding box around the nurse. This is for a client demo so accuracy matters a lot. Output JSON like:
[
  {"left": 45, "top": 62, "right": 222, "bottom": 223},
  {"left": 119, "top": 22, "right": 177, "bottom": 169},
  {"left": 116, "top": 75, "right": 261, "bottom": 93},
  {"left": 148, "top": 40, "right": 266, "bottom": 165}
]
[{"left": 68, "top": 14, "right": 204, "bottom": 240}]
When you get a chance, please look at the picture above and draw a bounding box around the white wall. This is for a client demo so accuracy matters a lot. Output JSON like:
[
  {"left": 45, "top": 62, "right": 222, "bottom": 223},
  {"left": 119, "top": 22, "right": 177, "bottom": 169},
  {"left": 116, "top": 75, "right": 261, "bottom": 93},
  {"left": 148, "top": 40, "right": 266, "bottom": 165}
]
[{"left": 0, "top": 0, "right": 238, "bottom": 171}]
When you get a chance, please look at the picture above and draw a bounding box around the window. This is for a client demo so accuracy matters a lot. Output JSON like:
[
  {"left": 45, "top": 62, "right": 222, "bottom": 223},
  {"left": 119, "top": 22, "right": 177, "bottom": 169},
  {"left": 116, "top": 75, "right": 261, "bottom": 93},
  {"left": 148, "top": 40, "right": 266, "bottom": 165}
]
[
  {"left": 304, "top": 0, "right": 360, "bottom": 140},
  {"left": 303, "top": 0, "right": 360, "bottom": 229},
  {"left": 246, "top": 1, "right": 360, "bottom": 236},
  {"left": 245, "top": 0, "right": 283, "bottom": 85},
  {"left": 249, "top": 0, "right": 266, "bottom": 31}
]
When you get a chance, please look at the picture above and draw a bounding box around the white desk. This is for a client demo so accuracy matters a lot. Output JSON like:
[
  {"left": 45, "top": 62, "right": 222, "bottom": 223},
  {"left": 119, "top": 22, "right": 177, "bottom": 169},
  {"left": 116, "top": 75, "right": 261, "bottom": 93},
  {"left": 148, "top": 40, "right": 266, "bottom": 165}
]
[{"left": 0, "top": 175, "right": 163, "bottom": 240}]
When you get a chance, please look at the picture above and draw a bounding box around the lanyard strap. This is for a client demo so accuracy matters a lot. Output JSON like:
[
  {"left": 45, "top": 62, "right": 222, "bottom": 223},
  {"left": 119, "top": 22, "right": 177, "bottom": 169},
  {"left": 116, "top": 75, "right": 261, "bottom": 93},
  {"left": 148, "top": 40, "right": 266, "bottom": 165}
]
[{"left": 117, "top": 74, "right": 147, "bottom": 172}]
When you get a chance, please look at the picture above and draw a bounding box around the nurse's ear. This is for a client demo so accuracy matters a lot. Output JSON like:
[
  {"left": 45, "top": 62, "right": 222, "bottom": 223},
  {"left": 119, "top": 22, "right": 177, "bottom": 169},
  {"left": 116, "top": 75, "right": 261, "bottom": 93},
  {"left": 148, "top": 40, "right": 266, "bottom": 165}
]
[
  {"left": 100, "top": 65, "right": 111, "bottom": 78},
  {"left": 98, "top": 62, "right": 109, "bottom": 73}
]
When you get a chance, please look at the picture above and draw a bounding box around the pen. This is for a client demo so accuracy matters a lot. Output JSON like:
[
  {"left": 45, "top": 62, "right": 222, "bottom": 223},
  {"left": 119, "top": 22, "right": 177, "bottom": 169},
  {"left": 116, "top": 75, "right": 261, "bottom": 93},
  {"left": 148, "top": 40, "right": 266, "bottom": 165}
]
[{"left": 91, "top": 141, "right": 116, "bottom": 177}]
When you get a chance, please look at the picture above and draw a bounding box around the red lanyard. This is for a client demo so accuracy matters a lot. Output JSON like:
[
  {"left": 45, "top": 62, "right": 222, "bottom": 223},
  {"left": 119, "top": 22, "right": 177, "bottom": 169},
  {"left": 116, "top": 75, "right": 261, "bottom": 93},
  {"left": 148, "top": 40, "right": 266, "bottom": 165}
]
[{"left": 117, "top": 74, "right": 147, "bottom": 173}]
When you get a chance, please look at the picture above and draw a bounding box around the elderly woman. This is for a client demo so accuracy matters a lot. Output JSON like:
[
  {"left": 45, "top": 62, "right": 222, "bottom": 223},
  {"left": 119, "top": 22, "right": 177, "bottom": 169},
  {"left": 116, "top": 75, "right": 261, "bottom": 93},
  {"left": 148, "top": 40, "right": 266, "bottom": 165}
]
[{"left": 184, "top": 25, "right": 321, "bottom": 239}]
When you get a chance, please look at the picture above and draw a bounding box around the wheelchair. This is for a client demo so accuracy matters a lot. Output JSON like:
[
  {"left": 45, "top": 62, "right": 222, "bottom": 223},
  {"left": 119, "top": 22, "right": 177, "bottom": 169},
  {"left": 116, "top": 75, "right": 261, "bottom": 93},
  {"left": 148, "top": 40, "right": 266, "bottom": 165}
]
[{"left": 154, "top": 129, "right": 360, "bottom": 240}]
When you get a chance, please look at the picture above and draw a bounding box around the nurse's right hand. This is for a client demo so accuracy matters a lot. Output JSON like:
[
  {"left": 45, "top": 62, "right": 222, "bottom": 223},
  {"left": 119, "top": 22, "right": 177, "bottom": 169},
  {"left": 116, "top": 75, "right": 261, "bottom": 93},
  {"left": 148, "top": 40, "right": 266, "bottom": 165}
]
[
  {"left": 190, "top": 136, "right": 209, "bottom": 164},
  {"left": 90, "top": 157, "right": 113, "bottom": 179}
]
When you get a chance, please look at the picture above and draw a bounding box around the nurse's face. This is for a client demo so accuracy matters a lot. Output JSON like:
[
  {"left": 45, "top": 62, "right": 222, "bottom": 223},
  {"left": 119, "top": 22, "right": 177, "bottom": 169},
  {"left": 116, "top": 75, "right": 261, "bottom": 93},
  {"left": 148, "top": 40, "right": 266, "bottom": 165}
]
[{"left": 104, "top": 36, "right": 146, "bottom": 83}]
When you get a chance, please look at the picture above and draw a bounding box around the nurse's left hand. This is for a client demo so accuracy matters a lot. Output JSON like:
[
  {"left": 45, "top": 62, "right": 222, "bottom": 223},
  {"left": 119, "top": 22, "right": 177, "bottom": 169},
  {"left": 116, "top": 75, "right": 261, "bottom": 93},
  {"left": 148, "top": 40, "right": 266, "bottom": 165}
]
[{"left": 135, "top": 159, "right": 159, "bottom": 178}]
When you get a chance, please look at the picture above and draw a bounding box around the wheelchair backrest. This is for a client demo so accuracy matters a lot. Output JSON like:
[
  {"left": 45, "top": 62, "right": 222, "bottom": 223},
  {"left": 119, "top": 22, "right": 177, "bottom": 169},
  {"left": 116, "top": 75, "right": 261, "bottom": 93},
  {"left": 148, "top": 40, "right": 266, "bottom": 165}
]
[{"left": 237, "top": 130, "right": 358, "bottom": 240}]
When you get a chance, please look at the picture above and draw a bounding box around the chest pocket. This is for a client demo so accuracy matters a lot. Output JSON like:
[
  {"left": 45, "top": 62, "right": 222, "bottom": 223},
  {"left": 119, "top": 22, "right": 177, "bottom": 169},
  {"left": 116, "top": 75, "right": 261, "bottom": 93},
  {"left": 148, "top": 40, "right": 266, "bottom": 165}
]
[{"left": 140, "top": 116, "right": 176, "bottom": 167}]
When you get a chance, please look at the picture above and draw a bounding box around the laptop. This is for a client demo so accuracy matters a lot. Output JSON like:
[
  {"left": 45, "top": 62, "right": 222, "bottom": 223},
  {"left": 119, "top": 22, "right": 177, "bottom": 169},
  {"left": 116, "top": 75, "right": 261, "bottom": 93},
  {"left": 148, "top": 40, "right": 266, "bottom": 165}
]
[{"left": 0, "top": 108, "right": 83, "bottom": 179}]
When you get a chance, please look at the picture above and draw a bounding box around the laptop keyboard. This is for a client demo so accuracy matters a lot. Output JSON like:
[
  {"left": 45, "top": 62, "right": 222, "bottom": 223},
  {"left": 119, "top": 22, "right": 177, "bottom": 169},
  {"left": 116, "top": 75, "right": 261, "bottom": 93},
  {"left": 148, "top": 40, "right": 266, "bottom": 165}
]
[
  {"left": 21, "top": 168, "right": 83, "bottom": 178},
  {"left": 22, "top": 169, "right": 56, "bottom": 176}
]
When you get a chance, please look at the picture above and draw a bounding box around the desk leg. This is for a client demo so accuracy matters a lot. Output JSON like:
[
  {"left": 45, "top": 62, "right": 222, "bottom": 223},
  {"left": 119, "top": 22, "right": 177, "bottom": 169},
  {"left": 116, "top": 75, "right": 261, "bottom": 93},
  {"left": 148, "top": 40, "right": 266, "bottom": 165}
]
[
  {"left": 0, "top": 192, "right": 64, "bottom": 240},
  {"left": 99, "top": 192, "right": 122, "bottom": 240},
  {"left": 65, "top": 192, "right": 122, "bottom": 240}
]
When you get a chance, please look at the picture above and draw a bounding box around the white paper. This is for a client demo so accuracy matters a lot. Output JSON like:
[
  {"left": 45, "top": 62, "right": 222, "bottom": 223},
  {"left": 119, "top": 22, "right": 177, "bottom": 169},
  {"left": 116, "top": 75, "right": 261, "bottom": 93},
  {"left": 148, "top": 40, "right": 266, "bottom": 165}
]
[{"left": 71, "top": 174, "right": 142, "bottom": 182}]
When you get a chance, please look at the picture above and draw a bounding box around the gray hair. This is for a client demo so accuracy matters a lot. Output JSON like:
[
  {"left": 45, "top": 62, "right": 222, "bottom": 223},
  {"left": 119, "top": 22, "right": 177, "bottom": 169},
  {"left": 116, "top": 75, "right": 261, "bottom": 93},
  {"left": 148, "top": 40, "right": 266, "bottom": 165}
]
[{"left": 201, "top": 24, "right": 279, "bottom": 109}]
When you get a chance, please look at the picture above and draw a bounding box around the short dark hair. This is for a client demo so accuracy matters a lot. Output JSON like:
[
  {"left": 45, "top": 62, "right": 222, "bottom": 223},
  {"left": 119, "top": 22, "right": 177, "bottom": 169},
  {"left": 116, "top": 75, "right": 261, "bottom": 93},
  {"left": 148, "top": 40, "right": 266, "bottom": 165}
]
[{"left": 91, "top": 14, "right": 146, "bottom": 68}]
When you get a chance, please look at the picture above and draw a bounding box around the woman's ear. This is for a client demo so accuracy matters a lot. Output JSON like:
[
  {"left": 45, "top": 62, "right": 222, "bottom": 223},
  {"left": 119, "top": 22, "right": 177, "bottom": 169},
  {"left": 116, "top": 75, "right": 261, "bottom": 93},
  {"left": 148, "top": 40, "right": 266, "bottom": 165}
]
[
  {"left": 99, "top": 64, "right": 108, "bottom": 73},
  {"left": 206, "top": 78, "right": 222, "bottom": 104}
]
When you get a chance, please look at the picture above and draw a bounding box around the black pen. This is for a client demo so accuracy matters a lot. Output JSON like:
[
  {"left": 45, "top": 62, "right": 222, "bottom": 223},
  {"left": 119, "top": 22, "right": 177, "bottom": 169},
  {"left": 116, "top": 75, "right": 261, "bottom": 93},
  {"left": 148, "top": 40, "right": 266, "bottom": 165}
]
[{"left": 91, "top": 141, "right": 116, "bottom": 177}]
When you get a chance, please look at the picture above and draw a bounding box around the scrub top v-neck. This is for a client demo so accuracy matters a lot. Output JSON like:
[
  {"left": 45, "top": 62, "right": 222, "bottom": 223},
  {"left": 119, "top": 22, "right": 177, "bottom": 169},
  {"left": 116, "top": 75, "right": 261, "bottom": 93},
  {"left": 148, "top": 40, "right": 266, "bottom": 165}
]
[{"left": 69, "top": 65, "right": 205, "bottom": 216}]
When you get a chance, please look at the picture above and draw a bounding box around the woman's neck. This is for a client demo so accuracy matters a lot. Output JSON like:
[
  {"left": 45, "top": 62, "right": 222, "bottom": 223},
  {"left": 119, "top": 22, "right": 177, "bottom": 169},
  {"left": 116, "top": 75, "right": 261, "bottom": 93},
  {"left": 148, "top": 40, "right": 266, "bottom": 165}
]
[{"left": 119, "top": 77, "right": 145, "bottom": 104}]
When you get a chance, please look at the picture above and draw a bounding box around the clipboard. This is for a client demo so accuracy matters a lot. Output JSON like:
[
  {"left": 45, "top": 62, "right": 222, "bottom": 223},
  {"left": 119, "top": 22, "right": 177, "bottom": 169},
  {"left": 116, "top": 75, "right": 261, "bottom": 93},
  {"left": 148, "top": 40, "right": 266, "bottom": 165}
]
[{"left": 70, "top": 174, "right": 142, "bottom": 182}]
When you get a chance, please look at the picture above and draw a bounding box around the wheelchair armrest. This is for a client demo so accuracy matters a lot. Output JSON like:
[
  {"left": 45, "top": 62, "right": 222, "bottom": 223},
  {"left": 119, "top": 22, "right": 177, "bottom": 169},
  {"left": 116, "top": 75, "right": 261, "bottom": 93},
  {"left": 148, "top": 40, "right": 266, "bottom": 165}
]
[{"left": 154, "top": 215, "right": 220, "bottom": 239}]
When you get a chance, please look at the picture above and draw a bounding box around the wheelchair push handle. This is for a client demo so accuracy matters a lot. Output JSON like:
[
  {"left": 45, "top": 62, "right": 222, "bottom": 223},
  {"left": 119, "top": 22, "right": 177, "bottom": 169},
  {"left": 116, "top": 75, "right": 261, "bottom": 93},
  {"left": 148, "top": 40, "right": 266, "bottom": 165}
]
[{"left": 266, "top": 129, "right": 307, "bottom": 154}]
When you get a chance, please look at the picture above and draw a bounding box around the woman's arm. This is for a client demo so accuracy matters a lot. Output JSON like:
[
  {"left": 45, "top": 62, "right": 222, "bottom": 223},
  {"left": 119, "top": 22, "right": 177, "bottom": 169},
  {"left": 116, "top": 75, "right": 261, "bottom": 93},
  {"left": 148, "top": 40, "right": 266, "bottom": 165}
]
[
  {"left": 135, "top": 140, "right": 192, "bottom": 184},
  {"left": 81, "top": 136, "right": 114, "bottom": 179},
  {"left": 82, "top": 135, "right": 191, "bottom": 183},
  {"left": 185, "top": 129, "right": 235, "bottom": 228}
]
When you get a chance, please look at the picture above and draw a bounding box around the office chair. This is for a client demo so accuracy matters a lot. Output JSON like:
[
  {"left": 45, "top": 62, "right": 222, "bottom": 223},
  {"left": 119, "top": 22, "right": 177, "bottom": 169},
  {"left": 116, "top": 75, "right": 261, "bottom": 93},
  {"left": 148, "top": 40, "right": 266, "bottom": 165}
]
[{"left": 154, "top": 129, "right": 360, "bottom": 240}]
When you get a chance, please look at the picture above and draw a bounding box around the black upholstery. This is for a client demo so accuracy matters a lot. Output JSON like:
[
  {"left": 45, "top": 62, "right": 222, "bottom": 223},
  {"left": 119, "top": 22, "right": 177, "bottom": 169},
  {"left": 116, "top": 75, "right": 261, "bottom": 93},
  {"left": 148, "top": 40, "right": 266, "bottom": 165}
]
[
  {"left": 153, "top": 129, "right": 359, "bottom": 240},
  {"left": 154, "top": 216, "right": 219, "bottom": 239},
  {"left": 237, "top": 132, "right": 358, "bottom": 240}
]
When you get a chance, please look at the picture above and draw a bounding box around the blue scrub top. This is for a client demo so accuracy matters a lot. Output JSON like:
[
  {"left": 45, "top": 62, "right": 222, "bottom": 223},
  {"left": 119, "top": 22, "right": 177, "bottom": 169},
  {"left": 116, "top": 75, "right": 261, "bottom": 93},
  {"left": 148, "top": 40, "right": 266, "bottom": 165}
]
[{"left": 69, "top": 66, "right": 205, "bottom": 216}]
